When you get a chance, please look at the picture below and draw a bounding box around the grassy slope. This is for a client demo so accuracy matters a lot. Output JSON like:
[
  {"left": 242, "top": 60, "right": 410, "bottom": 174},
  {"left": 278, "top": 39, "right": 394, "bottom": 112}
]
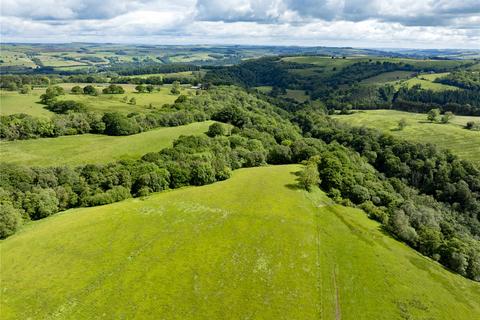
[
  {"left": 1, "top": 84, "right": 193, "bottom": 117},
  {"left": 2, "top": 165, "right": 479, "bottom": 319},
  {"left": 400, "top": 75, "right": 459, "bottom": 91},
  {"left": 0, "top": 90, "right": 54, "bottom": 117},
  {"left": 333, "top": 110, "right": 480, "bottom": 164},
  {"left": 0, "top": 121, "right": 213, "bottom": 166},
  {"left": 360, "top": 71, "right": 414, "bottom": 84},
  {"left": 57, "top": 83, "right": 194, "bottom": 113}
]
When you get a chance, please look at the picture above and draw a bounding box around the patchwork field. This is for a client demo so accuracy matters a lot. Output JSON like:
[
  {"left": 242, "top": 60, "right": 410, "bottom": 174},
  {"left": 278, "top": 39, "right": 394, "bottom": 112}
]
[
  {"left": 0, "top": 121, "right": 213, "bottom": 166},
  {"left": 2, "top": 165, "right": 479, "bottom": 319},
  {"left": 333, "top": 110, "right": 480, "bottom": 163}
]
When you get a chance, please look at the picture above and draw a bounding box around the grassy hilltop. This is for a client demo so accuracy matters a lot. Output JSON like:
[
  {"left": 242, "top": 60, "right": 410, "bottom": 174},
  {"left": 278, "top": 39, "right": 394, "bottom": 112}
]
[{"left": 2, "top": 165, "right": 479, "bottom": 319}]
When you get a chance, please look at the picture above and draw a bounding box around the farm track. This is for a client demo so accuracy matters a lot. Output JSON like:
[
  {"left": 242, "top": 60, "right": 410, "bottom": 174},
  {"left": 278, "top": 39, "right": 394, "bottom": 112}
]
[{"left": 333, "top": 265, "right": 341, "bottom": 320}]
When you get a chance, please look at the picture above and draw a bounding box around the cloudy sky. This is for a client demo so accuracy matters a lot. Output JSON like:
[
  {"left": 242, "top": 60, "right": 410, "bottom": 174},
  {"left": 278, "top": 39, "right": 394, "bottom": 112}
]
[{"left": 1, "top": 0, "right": 479, "bottom": 48}]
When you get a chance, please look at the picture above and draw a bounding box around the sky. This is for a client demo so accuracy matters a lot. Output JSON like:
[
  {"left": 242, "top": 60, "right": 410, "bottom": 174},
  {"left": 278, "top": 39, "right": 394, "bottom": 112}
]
[{"left": 1, "top": 0, "right": 479, "bottom": 49}]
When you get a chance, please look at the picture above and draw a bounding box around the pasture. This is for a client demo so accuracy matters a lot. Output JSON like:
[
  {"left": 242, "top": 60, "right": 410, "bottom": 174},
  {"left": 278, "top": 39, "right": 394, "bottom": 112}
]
[
  {"left": 360, "top": 71, "right": 415, "bottom": 84},
  {"left": 399, "top": 74, "right": 459, "bottom": 91},
  {"left": 0, "top": 84, "right": 193, "bottom": 116},
  {"left": 0, "top": 121, "right": 213, "bottom": 166},
  {"left": 57, "top": 83, "right": 194, "bottom": 113},
  {"left": 333, "top": 110, "right": 480, "bottom": 163},
  {"left": 2, "top": 165, "right": 479, "bottom": 319},
  {"left": 0, "top": 90, "right": 54, "bottom": 117}
]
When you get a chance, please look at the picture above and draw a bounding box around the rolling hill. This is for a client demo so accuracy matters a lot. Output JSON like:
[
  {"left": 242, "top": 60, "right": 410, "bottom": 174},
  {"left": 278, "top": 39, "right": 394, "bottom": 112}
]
[{"left": 2, "top": 165, "right": 479, "bottom": 319}]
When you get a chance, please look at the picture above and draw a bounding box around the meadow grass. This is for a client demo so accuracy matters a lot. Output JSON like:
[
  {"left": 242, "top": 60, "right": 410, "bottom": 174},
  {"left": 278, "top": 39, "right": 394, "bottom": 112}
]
[
  {"left": 398, "top": 73, "right": 459, "bottom": 91},
  {"left": 1, "top": 84, "right": 194, "bottom": 117},
  {"left": 0, "top": 90, "right": 54, "bottom": 117},
  {"left": 333, "top": 110, "right": 480, "bottom": 164},
  {"left": 0, "top": 121, "right": 213, "bottom": 166},
  {"left": 128, "top": 71, "right": 197, "bottom": 78},
  {"left": 0, "top": 50, "right": 36, "bottom": 67},
  {"left": 254, "top": 85, "right": 273, "bottom": 93},
  {"left": 1, "top": 165, "right": 479, "bottom": 319},
  {"left": 58, "top": 83, "right": 194, "bottom": 113},
  {"left": 360, "top": 71, "right": 415, "bottom": 84},
  {"left": 254, "top": 87, "right": 309, "bottom": 102},
  {"left": 284, "top": 89, "right": 309, "bottom": 102}
]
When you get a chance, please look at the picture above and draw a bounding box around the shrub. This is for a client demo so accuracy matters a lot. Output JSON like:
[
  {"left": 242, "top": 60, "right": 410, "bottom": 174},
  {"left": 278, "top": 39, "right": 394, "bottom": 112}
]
[
  {"left": 102, "top": 84, "right": 125, "bottom": 94},
  {"left": 83, "top": 85, "right": 98, "bottom": 95},
  {"left": 71, "top": 86, "right": 83, "bottom": 94},
  {"left": 206, "top": 122, "right": 225, "bottom": 137},
  {"left": 23, "top": 188, "right": 59, "bottom": 220},
  {"left": 466, "top": 121, "right": 480, "bottom": 131},
  {"left": 47, "top": 100, "right": 87, "bottom": 114},
  {"left": 0, "top": 202, "right": 22, "bottom": 239},
  {"left": 102, "top": 112, "right": 140, "bottom": 136}
]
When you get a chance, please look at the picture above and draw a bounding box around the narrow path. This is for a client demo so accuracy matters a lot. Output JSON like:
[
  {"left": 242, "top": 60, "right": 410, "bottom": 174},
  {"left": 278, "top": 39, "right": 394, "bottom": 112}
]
[
  {"left": 315, "top": 210, "right": 323, "bottom": 319},
  {"left": 333, "top": 265, "right": 342, "bottom": 320}
]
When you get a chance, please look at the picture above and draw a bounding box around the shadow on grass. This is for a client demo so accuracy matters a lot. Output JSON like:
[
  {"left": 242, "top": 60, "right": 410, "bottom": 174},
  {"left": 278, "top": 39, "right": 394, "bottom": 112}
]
[
  {"left": 285, "top": 183, "right": 303, "bottom": 190},
  {"left": 285, "top": 170, "right": 304, "bottom": 190}
]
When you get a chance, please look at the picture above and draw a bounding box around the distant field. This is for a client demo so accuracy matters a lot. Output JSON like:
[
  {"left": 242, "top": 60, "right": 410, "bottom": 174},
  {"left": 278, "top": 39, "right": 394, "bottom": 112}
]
[
  {"left": 1, "top": 84, "right": 193, "bottom": 116},
  {"left": 283, "top": 56, "right": 362, "bottom": 78},
  {"left": 0, "top": 90, "right": 54, "bottom": 117},
  {"left": 38, "top": 55, "right": 88, "bottom": 67},
  {"left": 57, "top": 83, "right": 193, "bottom": 113},
  {"left": 282, "top": 56, "right": 473, "bottom": 85},
  {"left": 255, "top": 85, "right": 272, "bottom": 93},
  {"left": 0, "top": 121, "right": 213, "bottom": 166},
  {"left": 360, "top": 71, "right": 414, "bottom": 84},
  {"left": 0, "top": 50, "right": 36, "bottom": 67},
  {"left": 282, "top": 56, "right": 473, "bottom": 69},
  {"left": 333, "top": 110, "right": 480, "bottom": 163},
  {"left": 399, "top": 73, "right": 459, "bottom": 91},
  {"left": 285, "top": 89, "right": 309, "bottom": 102},
  {"left": 2, "top": 165, "right": 479, "bottom": 319},
  {"left": 128, "top": 71, "right": 196, "bottom": 78},
  {"left": 254, "top": 87, "right": 309, "bottom": 102}
]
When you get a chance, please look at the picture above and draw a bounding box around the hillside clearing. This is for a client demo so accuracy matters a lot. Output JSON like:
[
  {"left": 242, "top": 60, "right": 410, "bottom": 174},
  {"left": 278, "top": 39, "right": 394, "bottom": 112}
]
[
  {"left": 2, "top": 165, "right": 479, "bottom": 319},
  {"left": 0, "top": 121, "right": 213, "bottom": 166},
  {"left": 1, "top": 84, "right": 194, "bottom": 117},
  {"left": 0, "top": 90, "right": 54, "bottom": 117},
  {"left": 333, "top": 110, "right": 480, "bottom": 164}
]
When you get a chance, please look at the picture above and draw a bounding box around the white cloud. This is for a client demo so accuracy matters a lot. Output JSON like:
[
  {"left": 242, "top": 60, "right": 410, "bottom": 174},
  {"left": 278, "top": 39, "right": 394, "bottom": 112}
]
[{"left": 0, "top": 0, "right": 478, "bottom": 48}]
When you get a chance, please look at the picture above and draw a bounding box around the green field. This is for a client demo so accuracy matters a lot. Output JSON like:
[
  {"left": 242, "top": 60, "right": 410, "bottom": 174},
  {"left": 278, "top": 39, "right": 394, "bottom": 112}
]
[
  {"left": 360, "top": 71, "right": 415, "bottom": 84},
  {"left": 0, "top": 121, "right": 213, "bottom": 166},
  {"left": 399, "top": 74, "right": 459, "bottom": 91},
  {"left": 282, "top": 56, "right": 472, "bottom": 85},
  {"left": 1, "top": 84, "right": 193, "bottom": 116},
  {"left": 2, "top": 165, "right": 479, "bottom": 319},
  {"left": 128, "top": 71, "right": 198, "bottom": 79},
  {"left": 0, "top": 89, "right": 56, "bottom": 117},
  {"left": 0, "top": 50, "right": 36, "bottom": 67},
  {"left": 57, "top": 84, "right": 193, "bottom": 113},
  {"left": 333, "top": 110, "right": 480, "bottom": 163}
]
